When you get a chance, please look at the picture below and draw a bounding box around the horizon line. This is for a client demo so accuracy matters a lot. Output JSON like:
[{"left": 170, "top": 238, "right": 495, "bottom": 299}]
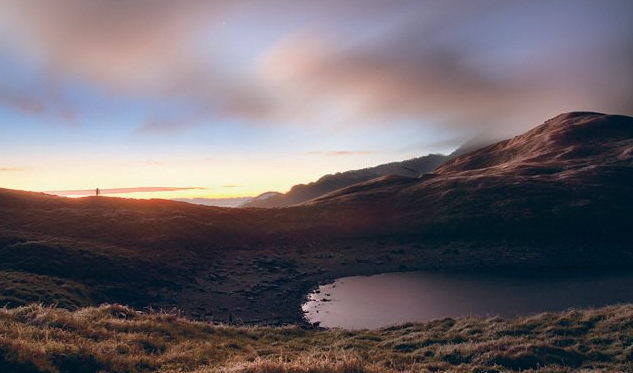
[{"left": 44, "top": 186, "right": 205, "bottom": 196}]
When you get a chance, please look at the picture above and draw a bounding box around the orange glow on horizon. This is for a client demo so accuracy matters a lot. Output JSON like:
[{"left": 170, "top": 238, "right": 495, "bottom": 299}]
[
  {"left": 42, "top": 189, "right": 258, "bottom": 201},
  {"left": 2, "top": 148, "right": 391, "bottom": 201}
]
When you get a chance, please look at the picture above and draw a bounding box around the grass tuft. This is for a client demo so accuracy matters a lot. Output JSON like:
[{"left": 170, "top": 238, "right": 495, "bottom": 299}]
[{"left": 0, "top": 304, "right": 632, "bottom": 372}]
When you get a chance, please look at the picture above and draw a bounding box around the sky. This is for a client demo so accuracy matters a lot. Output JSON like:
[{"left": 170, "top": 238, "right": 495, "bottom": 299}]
[{"left": 1, "top": 0, "right": 632, "bottom": 199}]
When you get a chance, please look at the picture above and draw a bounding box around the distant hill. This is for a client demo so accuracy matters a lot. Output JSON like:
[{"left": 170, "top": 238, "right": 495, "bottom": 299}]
[
  {"left": 171, "top": 197, "right": 252, "bottom": 208},
  {"left": 238, "top": 191, "right": 281, "bottom": 207},
  {"left": 240, "top": 153, "right": 450, "bottom": 207}
]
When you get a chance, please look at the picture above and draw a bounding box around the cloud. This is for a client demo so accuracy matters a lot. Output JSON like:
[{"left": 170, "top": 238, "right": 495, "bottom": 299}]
[
  {"left": 0, "top": 0, "right": 226, "bottom": 90},
  {"left": 0, "top": 167, "right": 26, "bottom": 172},
  {"left": 1, "top": 0, "right": 631, "bottom": 140},
  {"left": 248, "top": 1, "right": 633, "bottom": 141},
  {"left": 0, "top": 89, "right": 75, "bottom": 123},
  {"left": 303, "top": 150, "right": 376, "bottom": 157},
  {"left": 0, "top": 0, "right": 231, "bottom": 127},
  {"left": 256, "top": 12, "right": 633, "bottom": 139},
  {"left": 45, "top": 186, "right": 204, "bottom": 196},
  {"left": 135, "top": 117, "right": 198, "bottom": 135},
  {"left": 0, "top": 91, "right": 44, "bottom": 115}
]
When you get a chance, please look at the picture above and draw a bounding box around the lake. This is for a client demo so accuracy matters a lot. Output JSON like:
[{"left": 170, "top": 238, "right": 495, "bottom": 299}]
[{"left": 302, "top": 270, "right": 633, "bottom": 329}]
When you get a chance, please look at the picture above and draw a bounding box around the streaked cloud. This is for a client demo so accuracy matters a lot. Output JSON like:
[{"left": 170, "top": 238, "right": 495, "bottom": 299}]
[
  {"left": 0, "top": 91, "right": 44, "bottom": 115},
  {"left": 45, "top": 187, "right": 204, "bottom": 196},
  {"left": 0, "top": 167, "right": 26, "bottom": 172},
  {"left": 1, "top": 0, "right": 631, "bottom": 140},
  {"left": 135, "top": 116, "right": 202, "bottom": 134},
  {"left": 303, "top": 151, "right": 376, "bottom": 157},
  {"left": 0, "top": 90, "right": 75, "bottom": 123},
  {"left": 0, "top": 0, "right": 226, "bottom": 91},
  {"left": 255, "top": 5, "right": 633, "bottom": 138}
]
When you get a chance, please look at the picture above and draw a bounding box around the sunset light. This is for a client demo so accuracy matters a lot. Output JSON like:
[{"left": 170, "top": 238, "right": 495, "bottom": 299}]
[
  {"left": 2, "top": 1, "right": 631, "bottom": 203},
  {"left": 1, "top": 1, "right": 633, "bottom": 372}
]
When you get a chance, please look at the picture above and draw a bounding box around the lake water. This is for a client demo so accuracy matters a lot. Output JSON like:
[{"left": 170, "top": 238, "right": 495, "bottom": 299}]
[{"left": 302, "top": 270, "right": 633, "bottom": 329}]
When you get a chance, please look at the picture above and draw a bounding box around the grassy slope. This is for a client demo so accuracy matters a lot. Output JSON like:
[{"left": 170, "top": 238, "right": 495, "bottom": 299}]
[{"left": 1, "top": 303, "right": 632, "bottom": 373}]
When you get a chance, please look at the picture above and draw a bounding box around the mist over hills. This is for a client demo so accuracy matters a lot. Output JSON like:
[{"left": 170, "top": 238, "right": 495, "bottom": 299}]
[
  {"left": 171, "top": 196, "right": 252, "bottom": 208},
  {"left": 240, "top": 154, "right": 449, "bottom": 207},
  {"left": 0, "top": 112, "right": 632, "bottom": 323},
  {"left": 171, "top": 140, "right": 489, "bottom": 209},
  {"left": 240, "top": 139, "right": 490, "bottom": 208},
  {"left": 309, "top": 112, "right": 633, "bottom": 242}
]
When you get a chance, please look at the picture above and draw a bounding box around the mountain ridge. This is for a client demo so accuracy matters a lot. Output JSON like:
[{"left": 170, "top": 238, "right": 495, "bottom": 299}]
[
  {"left": 240, "top": 153, "right": 449, "bottom": 207},
  {"left": 310, "top": 112, "right": 633, "bottom": 206},
  {"left": 436, "top": 112, "right": 633, "bottom": 175}
]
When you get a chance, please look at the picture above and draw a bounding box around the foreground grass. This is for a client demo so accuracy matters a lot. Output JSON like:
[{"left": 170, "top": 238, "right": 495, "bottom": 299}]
[{"left": 0, "top": 304, "right": 632, "bottom": 373}]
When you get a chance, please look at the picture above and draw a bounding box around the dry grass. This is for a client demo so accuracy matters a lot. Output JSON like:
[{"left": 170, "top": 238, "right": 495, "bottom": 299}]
[
  {"left": 0, "top": 304, "right": 632, "bottom": 373},
  {"left": 0, "top": 271, "right": 93, "bottom": 308}
]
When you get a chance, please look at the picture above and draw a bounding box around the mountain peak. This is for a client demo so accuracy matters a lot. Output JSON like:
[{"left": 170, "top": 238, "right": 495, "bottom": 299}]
[
  {"left": 529, "top": 112, "right": 633, "bottom": 142},
  {"left": 435, "top": 112, "right": 633, "bottom": 175}
]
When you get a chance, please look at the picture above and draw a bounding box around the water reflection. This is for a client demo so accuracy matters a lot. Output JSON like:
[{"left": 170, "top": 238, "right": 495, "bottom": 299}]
[{"left": 302, "top": 270, "right": 633, "bottom": 329}]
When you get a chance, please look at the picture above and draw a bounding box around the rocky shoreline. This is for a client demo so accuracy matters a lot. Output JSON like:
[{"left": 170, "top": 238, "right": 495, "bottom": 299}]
[{"left": 154, "top": 240, "right": 633, "bottom": 326}]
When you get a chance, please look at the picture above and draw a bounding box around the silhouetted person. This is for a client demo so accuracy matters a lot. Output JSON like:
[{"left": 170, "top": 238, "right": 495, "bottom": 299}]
[{"left": 96, "top": 188, "right": 100, "bottom": 197}]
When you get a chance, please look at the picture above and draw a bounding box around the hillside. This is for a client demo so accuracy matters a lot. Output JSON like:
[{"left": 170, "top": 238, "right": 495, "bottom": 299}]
[
  {"left": 310, "top": 112, "right": 633, "bottom": 241},
  {"left": 0, "top": 112, "right": 632, "bottom": 323},
  {"left": 240, "top": 154, "right": 449, "bottom": 207},
  {"left": 1, "top": 303, "right": 632, "bottom": 373}
]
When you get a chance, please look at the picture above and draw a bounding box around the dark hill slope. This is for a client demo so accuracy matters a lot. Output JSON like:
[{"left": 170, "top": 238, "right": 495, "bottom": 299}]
[
  {"left": 309, "top": 112, "right": 633, "bottom": 242},
  {"left": 1, "top": 112, "right": 632, "bottom": 257},
  {"left": 2, "top": 112, "right": 630, "bottom": 255},
  {"left": 241, "top": 153, "right": 449, "bottom": 207},
  {"left": 436, "top": 111, "right": 633, "bottom": 174}
]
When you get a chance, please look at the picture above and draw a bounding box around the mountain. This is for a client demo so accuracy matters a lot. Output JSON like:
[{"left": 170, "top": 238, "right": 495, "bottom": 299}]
[
  {"left": 171, "top": 197, "right": 252, "bottom": 207},
  {"left": 308, "top": 112, "right": 633, "bottom": 243},
  {"left": 1, "top": 112, "right": 631, "bottom": 323},
  {"left": 238, "top": 191, "right": 282, "bottom": 207},
  {"left": 240, "top": 153, "right": 449, "bottom": 207}
]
